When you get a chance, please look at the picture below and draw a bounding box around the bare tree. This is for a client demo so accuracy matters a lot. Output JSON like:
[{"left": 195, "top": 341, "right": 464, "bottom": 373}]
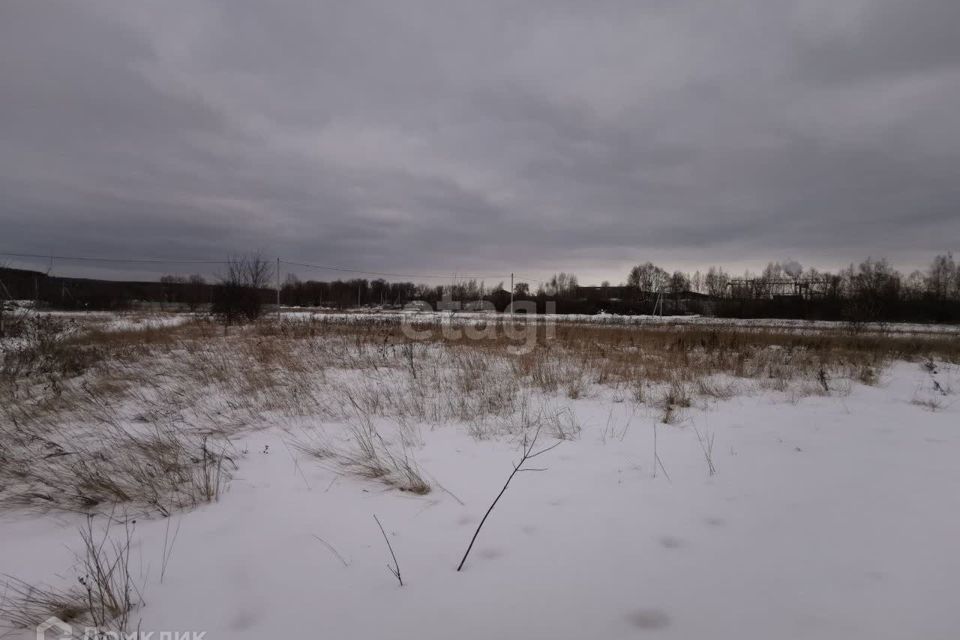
[
  {"left": 669, "top": 271, "right": 690, "bottom": 295},
  {"left": 543, "top": 272, "right": 579, "bottom": 299},
  {"left": 928, "top": 253, "right": 957, "bottom": 301},
  {"left": 845, "top": 257, "right": 901, "bottom": 323},
  {"left": 704, "top": 266, "right": 729, "bottom": 298},
  {"left": 627, "top": 262, "right": 669, "bottom": 294},
  {"left": 211, "top": 253, "right": 273, "bottom": 324}
]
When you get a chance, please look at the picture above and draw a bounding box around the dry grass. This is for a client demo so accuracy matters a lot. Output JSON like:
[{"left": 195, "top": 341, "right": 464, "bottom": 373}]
[
  {"left": 0, "top": 578, "right": 88, "bottom": 631},
  {"left": 0, "top": 514, "right": 142, "bottom": 634},
  {"left": 910, "top": 397, "right": 943, "bottom": 411},
  {"left": 0, "top": 398, "right": 235, "bottom": 516},
  {"left": 293, "top": 402, "right": 430, "bottom": 495},
  {"left": 656, "top": 380, "right": 693, "bottom": 424},
  {"left": 2, "top": 313, "right": 957, "bottom": 514},
  {"left": 695, "top": 376, "right": 740, "bottom": 400},
  {"left": 1, "top": 312, "right": 954, "bottom": 636}
]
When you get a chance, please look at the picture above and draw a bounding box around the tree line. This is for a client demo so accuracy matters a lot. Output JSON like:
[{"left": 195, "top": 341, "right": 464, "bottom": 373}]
[
  {"left": 2, "top": 252, "right": 959, "bottom": 323},
  {"left": 617, "top": 255, "right": 960, "bottom": 322},
  {"left": 270, "top": 254, "right": 960, "bottom": 322}
]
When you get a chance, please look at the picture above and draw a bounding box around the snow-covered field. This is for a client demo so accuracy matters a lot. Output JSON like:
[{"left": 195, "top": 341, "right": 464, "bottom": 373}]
[
  {"left": 1, "top": 318, "right": 958, "bottom": 639},
  {"left": 3, "top": 307, "right": 958, "bottom": 347},
  {"left": 288, "top": 307, "right": 960, "bottom": 336}
]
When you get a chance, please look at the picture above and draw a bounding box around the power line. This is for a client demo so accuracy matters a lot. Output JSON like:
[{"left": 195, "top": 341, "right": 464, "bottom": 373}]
[
  {"left": 0, "top": 250, "right": 550, "bottom": 284},
  {"left": 513, "top": 273, "right": 548, "bottom": 285},
  {"left": 281, "top": 259, "right": 521, "bottom": 282},
  {"left": 0, "top": 251, "right": 228, "bottom": 265}
]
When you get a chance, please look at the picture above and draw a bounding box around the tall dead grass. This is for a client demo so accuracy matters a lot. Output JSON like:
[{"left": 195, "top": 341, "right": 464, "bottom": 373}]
[
  {"left": 0, "top": 414, "right": 235, "bottom": 515},
  {"left": 2, "top": 314, "right": 956, "bottom": 514},
  {"left": 292, "top": 404, "right": 430, "bottom": 494},
  {"left": 0, "top": 514, "right": 142, "bottom": 634}
]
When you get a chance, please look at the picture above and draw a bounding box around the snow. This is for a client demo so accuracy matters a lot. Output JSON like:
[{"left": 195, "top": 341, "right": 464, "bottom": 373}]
[
  {"left": 4, "top": 308, "right": 957, "bottom": 348},
  {"left": 283, "top": 308, "right": 960, "bottom": 336},
  {"left": 1, "top": 361, "right": 958, "bottom": 639}
]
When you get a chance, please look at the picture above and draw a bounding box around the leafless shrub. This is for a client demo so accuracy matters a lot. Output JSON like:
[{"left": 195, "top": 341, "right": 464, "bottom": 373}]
[
  {"left": 545, "top": 405, "right": 581, "bottom": 440},
  {"left": 456, "top": 419, "right": 561, "bottom": 571},
  {"left": 76, "top": 515, "right": 141, "bottom": 633}
]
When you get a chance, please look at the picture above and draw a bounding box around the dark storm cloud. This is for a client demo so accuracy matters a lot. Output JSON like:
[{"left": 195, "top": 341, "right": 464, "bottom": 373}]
[{"left": 1, "top": 0, "right": 958, "bottom": 283}]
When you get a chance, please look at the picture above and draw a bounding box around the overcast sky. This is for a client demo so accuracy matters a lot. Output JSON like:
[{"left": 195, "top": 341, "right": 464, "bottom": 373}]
[{"left": 2, "top": 1, "right": 958, "bottom": 284}]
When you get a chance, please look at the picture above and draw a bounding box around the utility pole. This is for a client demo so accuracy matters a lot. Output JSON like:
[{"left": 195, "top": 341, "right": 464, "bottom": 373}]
[
  {"left": 509, "top": 273, "right": 514, "bottom": 313},
  {"left": 276, "top": 257, "right": 281, "bottom": 323}
]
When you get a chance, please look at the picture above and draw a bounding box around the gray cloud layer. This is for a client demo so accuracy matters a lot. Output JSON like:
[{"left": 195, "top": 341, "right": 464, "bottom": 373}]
[{"left": 2, "top": 0, "right": 959, "bottom": 282}]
